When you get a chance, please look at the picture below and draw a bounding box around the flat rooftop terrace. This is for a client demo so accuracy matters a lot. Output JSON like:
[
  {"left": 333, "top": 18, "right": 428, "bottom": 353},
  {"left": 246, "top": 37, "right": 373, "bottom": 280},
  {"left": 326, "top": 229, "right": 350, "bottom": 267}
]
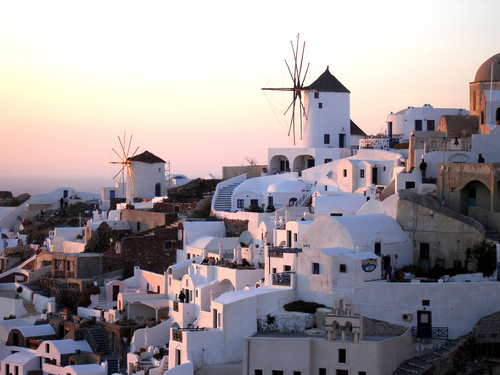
[{"left": 251, "top": 331, "right": 400, "bottom": 342}]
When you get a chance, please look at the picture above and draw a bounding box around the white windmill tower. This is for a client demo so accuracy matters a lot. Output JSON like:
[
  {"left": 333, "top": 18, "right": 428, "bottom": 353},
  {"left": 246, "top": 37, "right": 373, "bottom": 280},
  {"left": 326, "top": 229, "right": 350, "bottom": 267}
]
[
  {"left": 110, "top": 133, "right": 167, "bottom": 203},
  {"left": 262, "top": 35, "right": 352, "bottom": 174}
]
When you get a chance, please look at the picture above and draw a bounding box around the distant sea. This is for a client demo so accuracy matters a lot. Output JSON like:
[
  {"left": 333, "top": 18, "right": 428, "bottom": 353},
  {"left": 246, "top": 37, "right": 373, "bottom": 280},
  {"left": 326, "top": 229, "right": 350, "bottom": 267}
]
[{"left": 1, "top": 176, "right": 112, "bottom": 197}]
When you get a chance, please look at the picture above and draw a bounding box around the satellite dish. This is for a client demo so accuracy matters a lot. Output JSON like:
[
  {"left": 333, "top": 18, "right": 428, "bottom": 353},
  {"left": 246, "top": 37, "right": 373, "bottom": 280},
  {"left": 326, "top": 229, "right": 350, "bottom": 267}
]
[{"left": 239, "top": 231, "right": 252, "bottom": 246}]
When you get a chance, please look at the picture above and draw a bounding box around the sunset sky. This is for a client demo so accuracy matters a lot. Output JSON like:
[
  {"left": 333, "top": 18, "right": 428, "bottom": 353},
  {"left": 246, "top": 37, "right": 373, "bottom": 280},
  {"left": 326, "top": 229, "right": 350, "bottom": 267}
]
[{"left": 1, "top": 1, "right": 500, "bottom": 195}]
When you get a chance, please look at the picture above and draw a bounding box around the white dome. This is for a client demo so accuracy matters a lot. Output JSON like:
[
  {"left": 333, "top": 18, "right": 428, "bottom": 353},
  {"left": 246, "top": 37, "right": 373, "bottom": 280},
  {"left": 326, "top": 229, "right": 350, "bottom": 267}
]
[{"left": 268, "top": 180, "right": 307, "bottom": 193}]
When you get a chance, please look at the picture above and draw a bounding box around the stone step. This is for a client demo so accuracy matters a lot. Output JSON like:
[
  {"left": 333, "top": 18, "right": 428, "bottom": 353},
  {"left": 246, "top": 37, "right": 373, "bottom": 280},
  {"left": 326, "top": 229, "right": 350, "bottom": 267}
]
[
  {"left": 396, "top": 362, "right": 421, "bottom": 373},
  {"left": 407, "top": 358, "right": 432, "bottom": 370}
]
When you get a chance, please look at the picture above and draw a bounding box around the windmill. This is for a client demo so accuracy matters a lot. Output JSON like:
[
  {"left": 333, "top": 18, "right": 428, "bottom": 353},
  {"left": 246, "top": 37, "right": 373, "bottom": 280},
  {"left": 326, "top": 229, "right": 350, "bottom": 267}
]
[
  {"left": 262, "top": 34, "right": 310, "bottom": 145},
  {"left": 109, "top": 132, "right": 139, "bottom": 196}
]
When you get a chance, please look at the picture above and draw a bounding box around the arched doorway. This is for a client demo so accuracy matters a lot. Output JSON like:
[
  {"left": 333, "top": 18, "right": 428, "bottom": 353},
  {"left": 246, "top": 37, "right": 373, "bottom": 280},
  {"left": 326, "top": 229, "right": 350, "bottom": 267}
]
[
  {"left": 460, "top": 180, "right": 491, "bottom": 217},
  {"left": 269, "top": 155, "right": 290, "bottom": 174},
  {"left": 292, "top": 154, "right": 315, "bottom": 175}
]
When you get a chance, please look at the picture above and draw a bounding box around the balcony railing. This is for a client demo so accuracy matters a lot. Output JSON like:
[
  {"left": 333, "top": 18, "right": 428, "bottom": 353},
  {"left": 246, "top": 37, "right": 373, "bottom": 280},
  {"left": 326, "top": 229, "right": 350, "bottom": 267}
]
[
  {"left": 272, "top": 272, "right": 292, "bottom": 286},
  {"left": 412, "top": 326, "right": 448, "bottom": 339}
]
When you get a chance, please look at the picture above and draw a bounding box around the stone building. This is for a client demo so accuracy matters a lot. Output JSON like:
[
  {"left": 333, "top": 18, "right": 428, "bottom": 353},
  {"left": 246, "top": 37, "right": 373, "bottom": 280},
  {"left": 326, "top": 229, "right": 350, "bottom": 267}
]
[{"left": 469, "top": 52, "right": 500, "bottom": 127}]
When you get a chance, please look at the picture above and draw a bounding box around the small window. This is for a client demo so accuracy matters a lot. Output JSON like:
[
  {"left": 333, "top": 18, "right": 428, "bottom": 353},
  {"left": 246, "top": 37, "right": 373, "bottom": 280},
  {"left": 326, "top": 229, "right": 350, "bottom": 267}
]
[
  {"left": 427, "top": 120, "right": 435, "bottom": 131},
  {"left": 137, "top": 222, "right": 141, "bottom": 231},
  {"left": 422, "top": 300, "right": 430, "bottom": 306},
  {"left": 339, "top": 264, "right": 347, "bottom": 273},
  {"left": 405, "top": 181, "right": 415, "bottom": 189},
  {"left": 294, "top": 372, "right": 302, "bottom": 375},
  {"left": 312, "top": 263, "right": 320, "bottom": 274},
  {"left": 324, "top": 134, "right": 330, "bottom": 144},
  {"left": 360, "top": 169, "right": 365, "bottom": 178},
  {"left": 359, "top": 372, "right": 367, "bottom": 375},
  {"left": 420, "top": 243, "right": 430, "bottom": 259},
  {"left": 343, "top": 169, "right": 347, "bottom": 177},
  {"left": 45, "top": 343, "right": 50, "bottom": 353},
  {"left": 453, "top": 260, "right": 462, "bottom": 268},
  {"left": 415, "top": 119, "right": 422, "bottom": 131},
  {"left": 165, "top": 242, "right": 172, "bottom": 250},
  {"left": 319, "top": 103, "right": 323, "bottom": 109},
  {"left": 272, "top": 268, "right": 277, "bottom": 274},
  {"left": 196, "top": 290, "right": 198, "bottom": 298},
  {"left": 436, "top": 258, "right": 445, "bottom": 268},
  {"left": 255, "top": 371, "right": 263, "bottom": 375},
  {"left": 237, "top": 199, "right": 244, "bottom": 209},
  {"left": 272, "top": 371, "right": 284, "bottom": 375},
  {"left": 324, "top": 186, "right": 328, "bottom": 192},
  {"left": 319, "top": 369, "right": 327, "bottom": 375},
  {"left": 250, "top": 199, "right": 259, "bottom": 207},
  {"left": 383, "top": 166, "right": 386, "bottom": 171},
  {"left": 314, "top": 92, "right": 319, "bottom": 99},
  {"left": 339, "top": 348, "right": 347, "bottom": 363},
  {"left": 324, "top": 158, "right": 332, "bottom": 163},
  {"left": 284, "top": 265, "right": 292, "bottom": 272}
]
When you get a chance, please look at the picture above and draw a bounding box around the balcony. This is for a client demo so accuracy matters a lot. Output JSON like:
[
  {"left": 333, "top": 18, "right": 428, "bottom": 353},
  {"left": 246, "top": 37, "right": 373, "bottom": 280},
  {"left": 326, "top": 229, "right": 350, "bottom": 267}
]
[
  {"left": 272, "top": 272, "right": 292, "bottom": 286},
  {"left": 412, "top": 326, "right": 448, "bottom": 339}
]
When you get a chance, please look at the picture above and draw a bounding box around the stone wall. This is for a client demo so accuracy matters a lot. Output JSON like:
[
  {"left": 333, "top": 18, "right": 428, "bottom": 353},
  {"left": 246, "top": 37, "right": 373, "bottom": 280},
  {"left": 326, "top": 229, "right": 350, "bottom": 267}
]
[
  {"left": 223, "top": 218, "right": 249, "bottom": 238},
  {"left": 257, "top": 312, "right": 315, "bottom": 333},
  {"left": 101, "top": 321, "right": 136, "bottom": 366},
  {"left": 397, "top": 190, "right": 484, "bottom": 269},
  {"left": 473, "top": 310, "right": 500, "bottom": 344},
  {"left": 103, "top": 225, "right": 180, "bottom": 274},
  {"left": 362, "top": 317, "right": 407, "bottom": 336},
  {"left": 121, "top": 209, "right": 178, "bottom": 233},
  {"left": 222, "top": 165, "right": 267, "bottom": 180},
  {"left": 154, "top": 202, "right": 197, "bottom": 214}
]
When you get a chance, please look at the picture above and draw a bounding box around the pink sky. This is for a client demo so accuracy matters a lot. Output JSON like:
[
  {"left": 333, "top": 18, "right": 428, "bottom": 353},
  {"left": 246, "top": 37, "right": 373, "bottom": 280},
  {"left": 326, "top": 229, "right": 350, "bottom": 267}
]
[{"left": 1, "top": 1, "right": 500, "bottom": 196}]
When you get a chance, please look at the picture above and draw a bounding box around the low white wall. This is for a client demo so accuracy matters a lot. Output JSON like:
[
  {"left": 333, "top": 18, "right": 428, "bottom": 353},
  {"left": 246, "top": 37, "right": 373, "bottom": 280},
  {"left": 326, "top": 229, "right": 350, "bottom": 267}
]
[
  {"left": 77, "top": 307, "right": 103, "bottom": 320},
  {"left": 164, "top": 360, "right": 193, "bottom": 375},
  {"left": 132, "top": 319, "right": 173, "bottom": 350},
  {"left": 63, "top": 241, "right": 86, "bottom": 253},
  {"left": 33, "top": 293, "right": 55, "bottom": 313},
  {"left": 0, "top": 296, "right": 26, "bottom": 319}
]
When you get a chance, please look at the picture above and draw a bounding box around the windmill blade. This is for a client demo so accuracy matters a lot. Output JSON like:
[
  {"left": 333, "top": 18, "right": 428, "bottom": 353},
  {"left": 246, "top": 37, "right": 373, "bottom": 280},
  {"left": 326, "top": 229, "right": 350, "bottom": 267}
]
[
  {"left": 111, "top": 148, "right": 125, "bottom": 162},
  {"left": 130, "top": 146, "right": 140, "bottom": 159},
  {"left": 113, "top": 166, "right": 125, "bottom": 180},
  {"left": 118, "top": 134, "right": 126, "bottom": 157},
  {"left": 127, "top": 134, "right": 133, "bottom": 157},
  {"left": 127, "top": 166, "right": 136, "bottom": 192}
]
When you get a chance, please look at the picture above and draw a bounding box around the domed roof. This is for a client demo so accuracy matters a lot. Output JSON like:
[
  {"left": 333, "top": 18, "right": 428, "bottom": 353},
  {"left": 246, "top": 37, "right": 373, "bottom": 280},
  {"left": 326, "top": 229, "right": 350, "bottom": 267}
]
[
  {"left": 267, "top": 180, "right": 307, "bottom": 193},
  {"left": 474, "top": 53, "right": 500, "bottom": 82}
]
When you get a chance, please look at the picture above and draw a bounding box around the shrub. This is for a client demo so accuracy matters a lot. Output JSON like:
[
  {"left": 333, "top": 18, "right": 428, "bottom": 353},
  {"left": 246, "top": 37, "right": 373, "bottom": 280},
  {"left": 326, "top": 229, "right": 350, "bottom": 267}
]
[
  {"left": 283, "top": 300, "right": 325, "bottom": 314},
  {"left": 471, "top": 240, "right": 497, "bottom": 277},
  {"left": 266, "top": 314, "right": 275, "bottom": 325}
]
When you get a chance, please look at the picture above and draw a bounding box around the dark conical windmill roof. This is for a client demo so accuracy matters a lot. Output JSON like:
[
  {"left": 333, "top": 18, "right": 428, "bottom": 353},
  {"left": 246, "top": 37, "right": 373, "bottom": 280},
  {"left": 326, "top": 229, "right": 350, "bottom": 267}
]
[
  {"left": 128, "top": 150, "right": 165, "bottom": 164},
  {"left": 303, "top": 67, "right": 350, "bottom": 93}
]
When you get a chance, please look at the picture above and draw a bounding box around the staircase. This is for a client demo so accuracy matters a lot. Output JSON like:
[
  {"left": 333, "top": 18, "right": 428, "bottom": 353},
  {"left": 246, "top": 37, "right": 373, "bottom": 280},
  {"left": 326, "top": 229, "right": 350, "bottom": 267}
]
[
  {"left": 485, "top": 228, "right": 500, "bottom": 243},
  {"left": 106, "top": 356, "right": 119, "bottom": 375},
  {"left": 212, "top": 181, "right": 243, "bottom": 212},
  {"left": 393, "top": 340, "right": 459, "bottom": 374},
  {"left": 99, "top": 286, "right": 107, "bottom": 303},
  {"left": 88, "top": 325, "right": 110, "bottom": 354},
  {"left": 88, "top": 325, "right": 120, "bottom": 374},
  {"left": 22, "top": 299, "right": 38, "bottom": 317}
]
